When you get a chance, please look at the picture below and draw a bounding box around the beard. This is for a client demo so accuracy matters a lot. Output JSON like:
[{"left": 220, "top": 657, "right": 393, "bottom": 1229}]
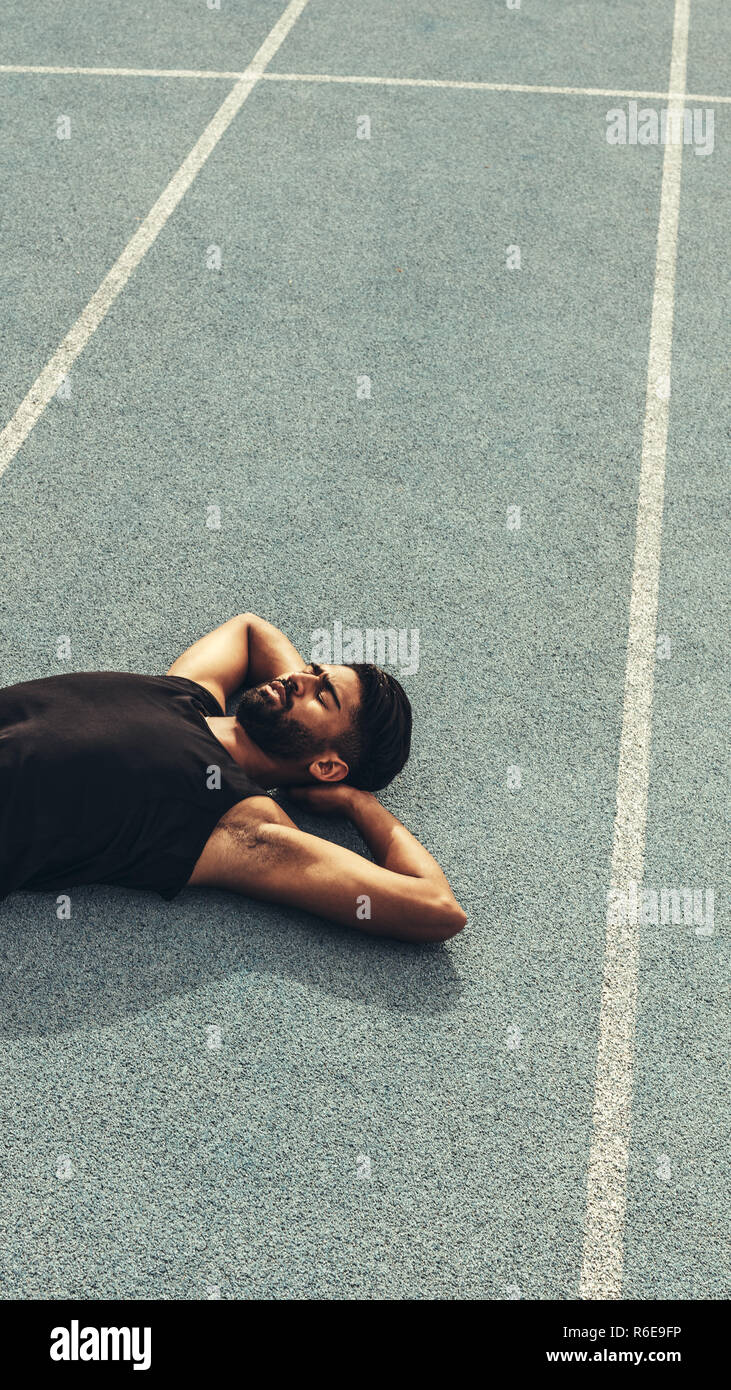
[{"left": 235, "top": 683, "right": 325, "bottom": 762}]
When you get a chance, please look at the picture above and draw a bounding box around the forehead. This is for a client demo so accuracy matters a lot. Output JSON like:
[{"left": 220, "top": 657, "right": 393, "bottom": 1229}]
[{"left": 325, "top": 664, "right": 362, "bottom": 708}]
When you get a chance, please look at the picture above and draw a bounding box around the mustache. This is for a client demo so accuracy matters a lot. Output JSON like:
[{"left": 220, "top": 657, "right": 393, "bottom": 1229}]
[{"left": 235, "top": 684, "right": 324, "bottom": 763}]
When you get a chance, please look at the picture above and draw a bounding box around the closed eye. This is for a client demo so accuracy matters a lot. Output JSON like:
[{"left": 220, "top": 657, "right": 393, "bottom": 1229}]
[{"left": 308, "top": 662, "right": 340, "bottom": 710}]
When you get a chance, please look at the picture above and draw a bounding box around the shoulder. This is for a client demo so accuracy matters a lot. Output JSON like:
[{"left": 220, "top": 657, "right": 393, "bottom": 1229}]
[
  {"left": 162, "top": 672, "right": 226, "bottom": 715},
  {"left": 186, "top": 795, "right": 299, "bottom": 889},
  {"left": 218, "top": 796, "right": 296, "bottom": 838}
]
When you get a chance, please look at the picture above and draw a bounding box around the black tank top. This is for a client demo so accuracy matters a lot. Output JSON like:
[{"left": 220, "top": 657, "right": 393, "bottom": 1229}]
[{"left": 0, "top": 672, "right": 266, "bottom": 901}]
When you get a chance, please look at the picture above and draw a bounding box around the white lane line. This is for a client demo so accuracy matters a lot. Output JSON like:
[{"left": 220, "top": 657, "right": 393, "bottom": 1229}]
[
  {"left": 579, "top": 0, "right": 691, "bottom": 1302},
  {"left": 0, "top": 0, "right": 311, "bottom": 480},
  {"left": 1, "top": 64, "right": 729, "bottom": 104},
  {"left": 0, "top": 64, "right": 243, "bottom": 79},
  {"left": 265, "top": 73, "right": 729, "bottom": 104},
  {"left": 265, "top": 72, "right": 674, "bottom": 99}
]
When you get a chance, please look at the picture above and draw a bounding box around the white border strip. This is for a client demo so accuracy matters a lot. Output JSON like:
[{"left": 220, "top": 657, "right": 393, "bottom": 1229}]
[
  {"left": 0, "top": 63, "right": 728, "bottom": 104},
  {"left": 0, "top": 0, "right": 312, "bottom": 479},
  {"left": 579, "top": 0, "right": 691, "bottom": 1301}
]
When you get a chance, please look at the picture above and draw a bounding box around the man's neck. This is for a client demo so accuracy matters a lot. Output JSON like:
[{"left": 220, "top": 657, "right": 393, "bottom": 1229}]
[{"left": 204, "top": 715, "right": 301, "bottom": 787}]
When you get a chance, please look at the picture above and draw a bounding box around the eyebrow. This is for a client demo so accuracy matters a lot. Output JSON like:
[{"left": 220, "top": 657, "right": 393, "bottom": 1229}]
[{"left": 309, "top": 662, "right": 341, "bottom": 711}]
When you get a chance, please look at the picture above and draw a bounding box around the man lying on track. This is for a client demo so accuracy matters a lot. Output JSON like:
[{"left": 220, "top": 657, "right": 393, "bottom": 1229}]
[{"left": 0, "top": 614, "right": 466, "bottom": 943}]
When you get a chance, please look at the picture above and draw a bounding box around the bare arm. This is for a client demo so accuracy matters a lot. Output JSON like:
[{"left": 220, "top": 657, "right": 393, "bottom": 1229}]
[
  {"left": 191, "top": 788, "right": 467, "bottom": 943},
  {"left": 167, "top": 613, "right": 305, "bottom": 710},
  {"left": 290, "top": 784, "right": 457, "bottom": 893}
]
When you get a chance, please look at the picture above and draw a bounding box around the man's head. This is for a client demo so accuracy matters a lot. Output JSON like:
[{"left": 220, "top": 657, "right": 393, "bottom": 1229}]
[{"left": 235, "top": 662, "right": 411, "bottom": 791}]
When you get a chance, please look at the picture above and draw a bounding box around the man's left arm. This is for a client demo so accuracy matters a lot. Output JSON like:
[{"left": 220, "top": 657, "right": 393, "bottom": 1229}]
[{"left": 167, "top": 613, "right": 305, "bottom": 710}]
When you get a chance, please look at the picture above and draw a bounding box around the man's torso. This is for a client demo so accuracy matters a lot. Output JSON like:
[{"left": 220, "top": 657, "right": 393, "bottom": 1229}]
[{"left": 0, "top": 671, "right": 265, "bottom": 899}]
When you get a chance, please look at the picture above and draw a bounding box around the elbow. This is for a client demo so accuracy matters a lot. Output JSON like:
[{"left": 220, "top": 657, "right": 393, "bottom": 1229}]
[
  {"left": 441, "top": 901, "right": 468, "bottom": 940},
  {"left": 386, "top": 889, "right": 467, "bottom": 945},
  {"left": 423, "top": 896, "right": 468, "bottom": 943}
]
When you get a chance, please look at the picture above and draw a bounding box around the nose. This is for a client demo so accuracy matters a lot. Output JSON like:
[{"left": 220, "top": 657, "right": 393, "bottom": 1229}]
[{"left": 286, "top": 671, "right": 317, "bottom": 699}]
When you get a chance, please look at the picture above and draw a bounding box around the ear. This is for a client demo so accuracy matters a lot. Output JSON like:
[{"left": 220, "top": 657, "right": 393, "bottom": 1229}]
[{"left": 307, "top": 751, "right": 349, "bottom": 784}]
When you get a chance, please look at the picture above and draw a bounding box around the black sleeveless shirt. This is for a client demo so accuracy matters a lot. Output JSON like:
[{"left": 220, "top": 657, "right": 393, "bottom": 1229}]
[{"left": 0, "top": 672, "right": 266, "bottom": 901}]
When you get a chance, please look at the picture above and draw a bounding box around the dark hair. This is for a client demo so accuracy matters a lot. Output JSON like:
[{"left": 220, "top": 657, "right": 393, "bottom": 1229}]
[{"left": 336, "top": 664, "right": 412, "bottom": 792}]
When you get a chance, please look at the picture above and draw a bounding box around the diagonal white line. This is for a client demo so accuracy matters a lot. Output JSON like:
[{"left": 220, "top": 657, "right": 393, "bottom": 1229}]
[
  {"left": 1, "top": 64, "right": 729, "bottom": 104},
  {"left": 579, "top": 0, "right": 691, "bottom": 1302},
  {"left": 0, "top": 0, "right": 312, "bottom": 480}
]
